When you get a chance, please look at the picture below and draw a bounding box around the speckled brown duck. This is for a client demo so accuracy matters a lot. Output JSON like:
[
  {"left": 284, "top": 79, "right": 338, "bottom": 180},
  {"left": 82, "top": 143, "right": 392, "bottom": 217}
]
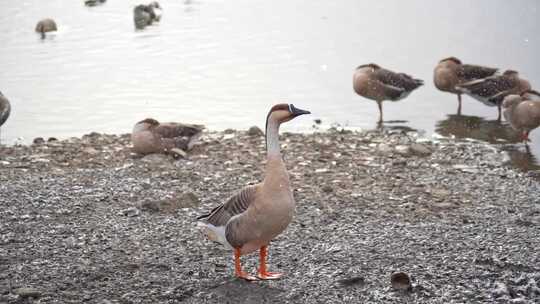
[
  {"left": 353, "top": 63, "right": 423, "bottom": 123},
  {"left": 0, "top": 91, "right": 11, "bottom": 141},
  {"left": 503, "top": 90, "right": 540, "bottom": 143},
  {"left": 131, "top": 118, "right": 203, "bottom": 155},
  {"left": 35, "top": 18, "right": 57, "bottom": 39},
  {"left": 197, "top": 104, "right": 310, "bottom": 281},
  {"left": 457, "top": 70, "right": 531, "bottom": 121},
  {"left": 434, "top": 57, "right": 498, "bottom": 114}
]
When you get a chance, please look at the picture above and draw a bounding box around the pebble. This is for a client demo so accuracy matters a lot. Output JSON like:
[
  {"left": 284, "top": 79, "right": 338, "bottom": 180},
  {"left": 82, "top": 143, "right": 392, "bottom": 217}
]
[
  {"left": 14, "top": 287, "right": 41, "bottom": 299},
  {"left": 247, "top": 126, "right": 264, "bottom": 136}
]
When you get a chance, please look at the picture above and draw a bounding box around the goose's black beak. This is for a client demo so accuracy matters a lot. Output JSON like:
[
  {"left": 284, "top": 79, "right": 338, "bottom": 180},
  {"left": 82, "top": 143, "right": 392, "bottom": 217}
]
[{"left": 290, "top": 104, "right": 311, "bottom": 116}]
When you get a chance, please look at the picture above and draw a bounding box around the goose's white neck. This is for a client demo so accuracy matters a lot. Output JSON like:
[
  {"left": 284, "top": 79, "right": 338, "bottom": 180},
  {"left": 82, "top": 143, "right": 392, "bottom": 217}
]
[{"left": 266, "top": 117, "right": 281, "bottom": 157}]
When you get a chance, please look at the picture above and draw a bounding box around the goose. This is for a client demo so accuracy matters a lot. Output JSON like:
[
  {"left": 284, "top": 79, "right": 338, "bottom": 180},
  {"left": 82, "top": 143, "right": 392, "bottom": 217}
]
[
  {"left": 131, "top": 118, "right": 204, "bottom": 155},
  {"left": 35, "top": 18, "right": 57, "bottom": 39},
  {"left": 502, "top": 90, "right": 540, "bottom": 143},
  {"left": 353, "top": 63, "right": 423, "bottom": 124},
  {"left": 457, "top": 70, "right": 531, "bottom": 121},
  {"left": 0, "top": 92, "right": 10, "bottom": 142},
  {"left": 433, "top": 57, "right": 498, "bottom": 114},
  {"left": 197, "top": 103, "right": 310, "bottom": 281}
]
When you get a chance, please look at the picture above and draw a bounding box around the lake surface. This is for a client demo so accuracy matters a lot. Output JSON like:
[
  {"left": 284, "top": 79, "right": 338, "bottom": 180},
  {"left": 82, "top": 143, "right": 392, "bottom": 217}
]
[{"left": 1, "top": 0, "right": 539, "bottom": 171}]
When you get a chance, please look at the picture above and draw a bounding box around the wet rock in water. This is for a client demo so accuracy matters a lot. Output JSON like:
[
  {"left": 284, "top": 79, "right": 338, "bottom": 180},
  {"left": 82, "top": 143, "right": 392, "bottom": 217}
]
[
  {"left": 33, "top": 137, "right": 45, "bottom": 145},
  {"left": 391, "top": 272, "right": 412, "bottom": 292},
  {"left": 247, "top": 126, "right": 264, "bottom": 137},
  {"left": 337, "top": 276, "right": 365, "bottom": 287},
  {"left": 85, "top": 0, "right": 106, "bottom": 6},
  {"left": 14, "top": 287, "right": 41, "bottom": 299},
  {"left": 314, "top": 119, "right": 322, "bottom": 125},
  {"left": 410, "top": 143, "right": 432, "bottom": 156}
]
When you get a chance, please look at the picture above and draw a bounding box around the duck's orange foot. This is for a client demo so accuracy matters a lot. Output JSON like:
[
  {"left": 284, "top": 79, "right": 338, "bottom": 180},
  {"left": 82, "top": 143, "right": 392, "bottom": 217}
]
[
  {"left": 257, "top": 271, "right": 283, "bottom": 280},
  {"left": 236, "top": 271, "right": 259, "bottom": 281}
]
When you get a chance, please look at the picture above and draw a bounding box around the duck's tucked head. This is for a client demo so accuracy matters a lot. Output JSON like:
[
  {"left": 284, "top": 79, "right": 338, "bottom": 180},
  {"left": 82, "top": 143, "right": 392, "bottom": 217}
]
[
  {"left": 266, "top": 103, "right": 310, "bottom": 124},
  {"left": 502, "top": 95, "right": 523, "bottom": 108},
  {"left": 439, "top": 57, "right": 462, "bottom": 65}
]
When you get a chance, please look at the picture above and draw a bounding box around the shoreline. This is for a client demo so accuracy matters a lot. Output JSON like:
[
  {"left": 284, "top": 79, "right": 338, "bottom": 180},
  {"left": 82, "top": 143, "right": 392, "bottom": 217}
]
[{"left": 1, "top": 128, "right": 539, "bottom": 303}]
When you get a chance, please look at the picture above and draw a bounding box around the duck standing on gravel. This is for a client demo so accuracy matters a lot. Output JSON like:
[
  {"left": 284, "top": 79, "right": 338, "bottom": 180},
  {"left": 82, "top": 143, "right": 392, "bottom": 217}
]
[
  {"left": 197, "top": 104, "right": 310, "bottom": 281},
  {"left": 457, "top": 70, "right": 531, "bottom": 121},
  {"left": 0, "top": 92, "right": 10, "bottom": 142},
  {"left": 35, "top": 18, "right": 57, "bottom": 39},
  {"left": 353, "top": 63, "right": 423, "bottom": 124},
  {"left": 433, "top": 57, "right": 498, "bottom": 115},
  {"left": 131, "top": 118, "right": 203, "bottom": 155},
  {"left": 502, "top": 90, "right": 540, "bottom": 143}
]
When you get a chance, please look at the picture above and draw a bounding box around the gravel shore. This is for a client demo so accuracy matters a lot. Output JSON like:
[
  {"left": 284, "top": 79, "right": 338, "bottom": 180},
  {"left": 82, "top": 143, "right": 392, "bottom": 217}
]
[{"left": 1, "top": 128, "right": 539, "bottom": 303}]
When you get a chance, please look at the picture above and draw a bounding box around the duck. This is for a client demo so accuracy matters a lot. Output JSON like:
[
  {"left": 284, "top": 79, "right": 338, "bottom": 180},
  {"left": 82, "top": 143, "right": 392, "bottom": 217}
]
[
  {"left": 353, "top": 63, "right": 423, "bottom": 124},
  {"left": 84, "top": 0, "right": 106, "bottom": 7},
  {"left": 197, "top": 103, "right": 310, "bottom": 281},
  {"left": 433, "top": 57, "right": 498, "bottom": 114},
  {"left": 0, "top": 92, "right": 10, "bottom": 141},
  {"left": 456, "top": 70, "right": 531, "bottom": 121},
  {"left": 131, "top": 118, "right": 204, "bottom": 155},
  {"left": 35, "top": 18, "right": 57, "bottom": 39},
  {"left": 502, "top": 90, "right": 540, "bottom": 143},
  {"left": 134, "top": 2, "right": 162, "bottom": 30}
]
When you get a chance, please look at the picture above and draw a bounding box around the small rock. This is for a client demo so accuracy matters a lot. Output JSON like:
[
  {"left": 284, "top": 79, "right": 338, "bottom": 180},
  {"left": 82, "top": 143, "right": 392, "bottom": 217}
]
[
  {"left": 47, "top": 137, "right": 58, "bottom": 142},
  {"left": 83, "top": 147, "right": 99, "bottom": 155},
  {"left": 119, "top": 207, "right": 140, "bottom": 217},
  {"left": 314, "top": 119, "right": 322, "bottom": 125},
  {"left": 14, "top": 287, "right": 41, "bottom": 299},
  {"left": 391, "top": 272, "right": 412, "bottom": 292},
  {"left": 322, "top": 185, "right": 333, "bottom": 193},
  {"left": 337, "top": 276, "right": 365, "bottom": 286},
  {"left": 410, "top": 143, "right": 432, "bottom": 156},
  {"left": 178, "top": 192, "right": 200, "bottom": 208},
  {"left": 247, "top": 126, "right": 264, "bottom": 137},
  {"left": 492, "top": 281, "right": 509, "bottom": 298},
  {"left": 33, "top": 137, "right": 45, "bottom": 145},
  {"left": 394, "top": 145, "right": 410, "bottom": 155},
  {"left": 170, "top": 148, "right": 187, "bottom": 159},
  {"left": 224, "top": 128, "right": 235, "bottom": 134}
]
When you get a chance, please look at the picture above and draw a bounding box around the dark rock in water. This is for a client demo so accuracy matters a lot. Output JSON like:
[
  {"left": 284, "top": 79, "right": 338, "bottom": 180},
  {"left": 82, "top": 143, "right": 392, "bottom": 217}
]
[
  {"left": 134, "top": 2, "right": 162, "bottom": 30},
  {"left": 14, "top": 287, "right": 41, "bottom": 299},
  {"left": 314, "top": 119, "right": 322, "bottom": 125},
  {"left": 247, "top": 126, "right": 263, "bottom": 136},
  {"left": 337, "top": 276, "right": 365, "bottom": 287},
  {"left": 391, "top": 272, "right": 412, "bottom": 292},
  {"left": 33, "top": 137, "right": 45, "bottom": 145}
]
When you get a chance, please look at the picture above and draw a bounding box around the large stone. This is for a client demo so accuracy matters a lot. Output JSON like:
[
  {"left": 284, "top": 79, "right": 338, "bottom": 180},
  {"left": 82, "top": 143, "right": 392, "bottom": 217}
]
[
  {"left": 410, "top": 143, "right": 432, "bottom": 156},
  {"left": 247, "top": 126, "right": 263, "bottom": 137}
]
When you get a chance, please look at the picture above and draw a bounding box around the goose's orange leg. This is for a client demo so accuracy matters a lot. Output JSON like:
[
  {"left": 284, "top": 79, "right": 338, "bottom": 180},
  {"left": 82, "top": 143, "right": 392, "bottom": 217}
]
[
  {"left": 234, "top": 248, "right": 258, "bottom": 281},
  {"left": 257, "top": 246, "right": 283, "bottom": 280}
]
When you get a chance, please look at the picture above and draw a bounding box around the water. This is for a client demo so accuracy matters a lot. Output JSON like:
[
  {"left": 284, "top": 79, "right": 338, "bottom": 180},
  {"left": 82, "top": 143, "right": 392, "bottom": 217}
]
[{"left": 1, "top": 0, "right": 539, "bottom": 171}]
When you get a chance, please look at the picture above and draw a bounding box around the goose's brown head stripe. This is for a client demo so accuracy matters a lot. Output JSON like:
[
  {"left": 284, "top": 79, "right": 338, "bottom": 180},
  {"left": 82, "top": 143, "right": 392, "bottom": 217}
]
[
  {"left": 356, "top": 63, "right": 381, "bottom": 70},
  {"left": 138, "top": 118, "right": 160, "bottom": 126},
  {"left": 440, "top": 57, "right": 462, "bottom": 64}
]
